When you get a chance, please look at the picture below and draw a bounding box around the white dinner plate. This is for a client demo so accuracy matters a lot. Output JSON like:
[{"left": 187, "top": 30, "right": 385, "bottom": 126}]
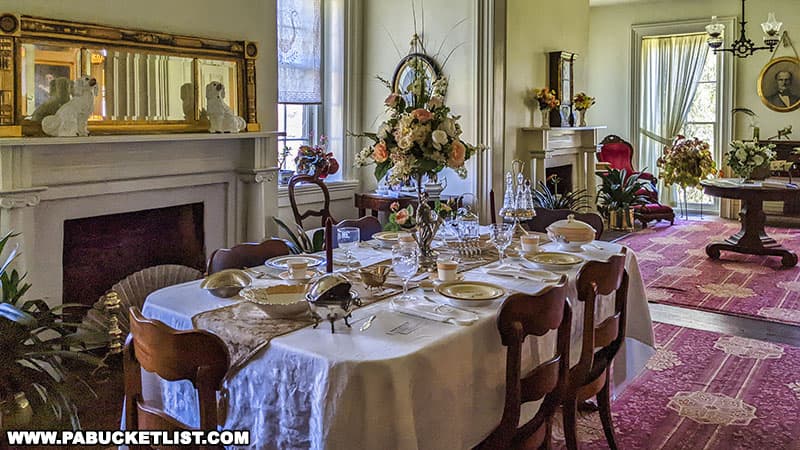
[{"left": 265, "top": 254, "right": 326, "bottom": 270}]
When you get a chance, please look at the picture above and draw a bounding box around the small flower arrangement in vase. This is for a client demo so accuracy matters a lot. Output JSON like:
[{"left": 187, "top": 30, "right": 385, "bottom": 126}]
[
  {"left": 385, "top": 202, "right": 416, "bottom": 232},
  {"left": 294, "top": 136, "right": 340, "bottom": 179},
  {"left": 572, "top": 92, "right": 595, "bottom": 127},
  {"left": 524, "top": 88, "right": 560, "bottom": 129},
  {"left": 725, "top": 140, "right": 776, "bottom": 182},
  {"left": 657, "top": 135, "right": 717, "bottom": 217}
]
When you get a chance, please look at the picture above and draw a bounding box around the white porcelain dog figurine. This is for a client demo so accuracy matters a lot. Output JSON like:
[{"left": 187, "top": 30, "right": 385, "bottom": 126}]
[
  {"left": 206, "top": 81, "right": 246, "bottom": 133},
  {"left": 42, "top": 76, "right": 97, "bottom": 137}
]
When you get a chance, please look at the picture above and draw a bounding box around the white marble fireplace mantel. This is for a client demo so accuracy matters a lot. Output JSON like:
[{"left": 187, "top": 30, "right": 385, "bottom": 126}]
[
  {"left": 0, "top": 131, "right": 282, "bottom": 306},
  {"left": 516, "top": 126, "right": 606, "bottom": 211}
]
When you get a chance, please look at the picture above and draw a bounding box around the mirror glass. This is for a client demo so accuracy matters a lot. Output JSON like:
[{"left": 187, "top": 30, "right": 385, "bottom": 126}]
[
  {"left": 21, "top": 42, "right": 203, "bottom": 123},
  {"left": 197, "top": 59, "right": 239, "bottom": 116}
]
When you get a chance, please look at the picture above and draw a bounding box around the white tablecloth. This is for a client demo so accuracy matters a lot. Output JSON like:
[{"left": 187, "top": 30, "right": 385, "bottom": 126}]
[{"left": 136, "top": 241, "right": 654, "bottom": 450}]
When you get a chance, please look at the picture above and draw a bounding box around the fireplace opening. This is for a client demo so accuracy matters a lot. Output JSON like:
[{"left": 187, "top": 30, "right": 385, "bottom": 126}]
[
  {"left": 545, "top": 164, "right": 573, "bottom": 194},
  {"left": 62, "top": 203, "right": 206, "bottom": 308}
]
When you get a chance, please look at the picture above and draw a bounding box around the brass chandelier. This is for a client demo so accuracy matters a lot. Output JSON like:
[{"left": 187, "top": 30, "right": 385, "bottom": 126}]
[{"left": 705, "top": 0, "right": 783, "bottom": 58}]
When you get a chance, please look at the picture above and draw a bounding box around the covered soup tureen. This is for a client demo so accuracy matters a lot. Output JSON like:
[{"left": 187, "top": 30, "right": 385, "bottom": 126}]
[{"left": 545, "top": 214, "right": 596, "bottom": 251}]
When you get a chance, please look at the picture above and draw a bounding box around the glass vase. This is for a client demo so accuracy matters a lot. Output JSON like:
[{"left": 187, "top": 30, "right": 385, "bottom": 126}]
[
  {"left": 414, "top": 174, "right": 441, "bottom": 270},
  {"left": 540, "top": 109, "right": 550, "bottom": 129},
  {"left": 578, "top": 109, "right": 587, "bottom": 127}
]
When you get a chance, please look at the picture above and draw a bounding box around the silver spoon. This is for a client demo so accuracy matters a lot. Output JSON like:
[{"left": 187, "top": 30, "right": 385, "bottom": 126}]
[{"left": 360, "top": 314, "right": 377, "bottom": 332}]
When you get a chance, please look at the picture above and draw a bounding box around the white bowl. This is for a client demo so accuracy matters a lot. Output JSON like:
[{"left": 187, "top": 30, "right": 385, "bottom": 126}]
[{"left": 240, "top": 285, "right": 310, "bottom": 318}]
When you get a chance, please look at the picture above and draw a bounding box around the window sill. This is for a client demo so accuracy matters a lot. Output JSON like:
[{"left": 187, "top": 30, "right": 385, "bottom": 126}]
[{"left": 278, "top": 179, "right": 360, "bottom": 207}]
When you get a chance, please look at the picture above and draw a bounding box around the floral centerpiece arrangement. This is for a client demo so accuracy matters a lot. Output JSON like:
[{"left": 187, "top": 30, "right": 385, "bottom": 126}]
[
  {"left": 524, "top": 88, "right": 560, "bottom": 129},
  {"left": 725, "top": 140, "right": 776, "bottom": 182},
  {"left": 354, "top": 65, "right": 480, "bottom": 267},
  {"left": 572, "top": 92, "right": 595, "bottom": 127},
  {"left": 295, "top": 136, "right": 340, "bottom": 179}
]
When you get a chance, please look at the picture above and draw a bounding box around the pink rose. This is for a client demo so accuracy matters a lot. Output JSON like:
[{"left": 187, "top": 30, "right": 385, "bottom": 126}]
[
  {"left": 385, "top": 93, "right": 400, "bottom": 107},
  {"left": 448, "top": 140, "right": 466, "bottom": 168},
  {"left": 390, "top": 201, "right": 400, "bottom": 212},
  {"left": 372, "top": 140, "right": 388, "bottom": 163},
  {"left": 395, "top": 209, "right": 409, "bottom": 225},
  {"left": 411, "top": 108, "right": 433, "bottom": 123}
]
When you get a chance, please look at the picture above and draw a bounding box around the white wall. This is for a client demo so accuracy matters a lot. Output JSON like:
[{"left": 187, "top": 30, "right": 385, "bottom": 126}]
[
  {"left": 360, "top": 0, "right": 477, "bottom": 197},
  {"left": 588, "top": 0, "right": 800, "bottom": 141},
  {"left": 505, "top": 0, "right": 591, "bottom": 170}
]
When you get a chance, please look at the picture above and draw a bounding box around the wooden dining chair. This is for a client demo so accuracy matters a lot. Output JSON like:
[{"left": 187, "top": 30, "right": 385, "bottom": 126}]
[
  {"left": 333, "top": 216, "right": 382, "bottom": 248},
  {"left": 124, "top": 307, "right": 229, "bottom": 449},
  {"left": 206, "top": 239, "right": 290, "bottom": 274},
  {"left": 475, "top": 276, "right": 571, "bottom": 450},
  {"left": 524, "top": 208, "right": 604, "bottom": 240},
  {"left": 288, "top": 174, "right": 336, "bottom": 228},
  {"left": 561, "top": 248, "right": 628, "bottom": 450}
]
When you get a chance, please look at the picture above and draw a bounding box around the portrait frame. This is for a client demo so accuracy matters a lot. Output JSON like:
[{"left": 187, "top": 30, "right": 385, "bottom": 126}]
[
  {"left": 757, "top": 56, "right": 800, "bottom": 113},
  {"left": 391, "top": 53, "right": 441, "bottom": 107},
  {"left": 33, "top": 62, "right": 73, "bottom": 109}
]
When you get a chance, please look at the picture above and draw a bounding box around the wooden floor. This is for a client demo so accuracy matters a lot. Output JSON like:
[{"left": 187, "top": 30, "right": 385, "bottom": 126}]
[{"left": 650, "top": 302, "right": 800, "bottom": 347}]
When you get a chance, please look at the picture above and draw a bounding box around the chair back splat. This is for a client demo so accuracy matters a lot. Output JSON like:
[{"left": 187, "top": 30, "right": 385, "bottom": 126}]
[
  {"left": 475, "top": 276, "right": 571, "bottom": 450},
  {"left": 124, "top": 307, "right": 229, "bottom": 447}
]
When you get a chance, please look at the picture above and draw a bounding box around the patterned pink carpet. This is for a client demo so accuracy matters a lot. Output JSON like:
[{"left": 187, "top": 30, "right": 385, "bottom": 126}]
[
  {"left": 553, "top": 323, "right": 800, "bottom": 449},
  {"left": 618, "top": 217, "right": 800, "bottom": 325}
]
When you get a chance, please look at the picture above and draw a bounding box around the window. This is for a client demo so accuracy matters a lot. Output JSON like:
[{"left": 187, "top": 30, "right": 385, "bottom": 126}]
[
  {"left": 679, "top": 50, "right": 719, "bottom": 206},
  {"left": 277, "top": 0, "right": 325, "bottom": 179},
  {"left": 278, "top": 103, "right": 321, "bottom": 173}
]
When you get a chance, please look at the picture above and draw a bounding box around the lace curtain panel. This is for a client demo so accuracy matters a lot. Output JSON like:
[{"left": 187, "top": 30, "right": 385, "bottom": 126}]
[
  {"left": 639, "top": 33, "right": 709, "bottom": 202},
  {"left": 278, "top": 0, "right": 322, "bottom": 104}
]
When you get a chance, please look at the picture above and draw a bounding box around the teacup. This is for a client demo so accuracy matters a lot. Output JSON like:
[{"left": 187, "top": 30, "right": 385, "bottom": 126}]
[
  {"left": 288, "top": 260, "right": 309, "bottom": 279},
  {"left": 520, "top": 234, "right": 540, "bottom": 254},
  {"left": 437, "top": 260, "right": 459, "bottom": 282}
]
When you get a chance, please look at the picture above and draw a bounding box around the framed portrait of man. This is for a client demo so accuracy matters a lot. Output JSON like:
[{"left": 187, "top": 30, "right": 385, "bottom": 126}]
[{"left": 758, "top": 56, "right": 800, "bottom": 112}]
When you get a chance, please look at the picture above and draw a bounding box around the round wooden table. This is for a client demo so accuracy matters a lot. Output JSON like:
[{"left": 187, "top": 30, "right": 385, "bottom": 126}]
[{"left": 701, "top": 179, "right": 800, "bottom": 267}]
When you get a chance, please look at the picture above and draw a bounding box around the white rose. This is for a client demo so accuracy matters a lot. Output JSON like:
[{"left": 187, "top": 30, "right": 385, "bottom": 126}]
[
  {"left": 753, "top": 155, "right": 764, "bottom": 166},
  {"left": 735, "top": 148, "right": 747, "bottom": 161},
  {"left": 439, "top": 118, "right": 457, "bottom": 137},
  {"left": 432, "top": 129, "right": 448, "bottom": 149}
]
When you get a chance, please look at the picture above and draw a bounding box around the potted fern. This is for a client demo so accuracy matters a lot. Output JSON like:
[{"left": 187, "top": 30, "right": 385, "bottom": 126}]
[
  {"left": 0, "top": 231, "right": 108, "bottom": 431},
  {"left": 596, "top": 169, "right": 653, "bottom": 231}
]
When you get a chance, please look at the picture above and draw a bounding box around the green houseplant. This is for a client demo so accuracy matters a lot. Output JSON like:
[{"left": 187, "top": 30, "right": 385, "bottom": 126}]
[
  {"left": 273, "top": 217, "right": 325, "bottom": 254},
  {"left": 596, "top": 169, "right": 653, "bottom": 231},
  {"left": 532, "top": 175, "right": 590, "bottom": 211},
  {"left": 0, "top": 231, "right": 108, "bottom": 430}
]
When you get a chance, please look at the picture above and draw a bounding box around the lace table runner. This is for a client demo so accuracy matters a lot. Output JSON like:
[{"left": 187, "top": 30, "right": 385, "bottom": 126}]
[{"left": 192, "top": 283, "right": 401, "bottom": 376}]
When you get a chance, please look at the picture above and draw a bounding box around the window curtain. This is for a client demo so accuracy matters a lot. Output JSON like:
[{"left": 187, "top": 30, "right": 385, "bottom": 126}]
[
  {"left": 639, "top": 33, "right": 709, "bottom": 202},
  {"left": 278, "top": 0, "right": 321, "bottom": 104}
]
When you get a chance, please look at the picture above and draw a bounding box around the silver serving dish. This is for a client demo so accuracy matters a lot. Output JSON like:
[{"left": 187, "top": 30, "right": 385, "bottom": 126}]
[
  {"left": 306, "top": 273, "right": 361, "bottom": 333},
  {"left": 200, "top": 269, "right": 252, "bottom": 298}
]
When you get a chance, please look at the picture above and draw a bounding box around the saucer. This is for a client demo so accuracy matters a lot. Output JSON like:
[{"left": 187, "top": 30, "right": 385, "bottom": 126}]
[{"left": 278, "top": 270, "right": 320, "bottom": 283}]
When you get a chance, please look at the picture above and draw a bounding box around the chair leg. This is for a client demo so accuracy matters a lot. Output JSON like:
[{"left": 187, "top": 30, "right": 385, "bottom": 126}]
[
  {"left": 562, "top": 397, "right": 579, "bottom": 450},
  {"left": 540, "top": 418, "right": 552, "bottom": 450},
  {"left": 597, "top": 373, "right": 618, "bottom": 450}
]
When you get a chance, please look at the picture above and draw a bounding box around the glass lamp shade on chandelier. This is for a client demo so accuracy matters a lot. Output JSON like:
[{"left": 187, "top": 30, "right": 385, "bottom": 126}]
[{"left": 705, "top": 0, "right": 783, "bottom": 58}]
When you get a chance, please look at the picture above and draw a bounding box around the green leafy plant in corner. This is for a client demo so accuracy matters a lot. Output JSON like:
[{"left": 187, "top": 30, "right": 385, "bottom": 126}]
[
  {"left": 273, "top": 217, "right": 326, "bottom": 254},
  {"left": 0, "top": 231, "right": 108, "bottom": 430},
  {"left": 595, "top": 168, "right": 653, "bottom": 217},
  {"left": 532, "top": 176, "right": 590, "bottom": 211}
]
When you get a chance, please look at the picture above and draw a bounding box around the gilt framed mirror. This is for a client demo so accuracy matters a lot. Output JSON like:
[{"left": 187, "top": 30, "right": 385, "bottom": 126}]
[
  {"left": 0, "top": 13, "right": 260, "bottom": 136},
  {"left": 391, "top": 52, "right": 441, "bottom": 108}
]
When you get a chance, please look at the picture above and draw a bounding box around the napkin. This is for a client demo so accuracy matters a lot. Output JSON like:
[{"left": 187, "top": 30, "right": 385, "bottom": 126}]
[
  {"left": 483, "top": 264, "right": 560, "bottom": 282},
  {"left": 389, "top": 297, "right": 478, "bottom": 326}
]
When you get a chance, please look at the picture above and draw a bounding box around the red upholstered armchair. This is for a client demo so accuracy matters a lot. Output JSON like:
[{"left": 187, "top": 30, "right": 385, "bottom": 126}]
[
  {"left": 598, "top": 135, "right": 674, "bottom": 228},
  {"left": 598, "top": 135, "right": 658, "bottom": 203}
]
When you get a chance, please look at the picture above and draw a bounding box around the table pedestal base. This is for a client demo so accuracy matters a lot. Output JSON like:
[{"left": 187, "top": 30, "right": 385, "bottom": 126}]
[{"left": 705, "top": 198, "right": 798, "bottom": 267}]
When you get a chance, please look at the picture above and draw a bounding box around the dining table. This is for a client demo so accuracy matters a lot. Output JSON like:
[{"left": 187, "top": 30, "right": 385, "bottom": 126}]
[{"left": 135, "top": 235, "right": 655, "bottom": 450}]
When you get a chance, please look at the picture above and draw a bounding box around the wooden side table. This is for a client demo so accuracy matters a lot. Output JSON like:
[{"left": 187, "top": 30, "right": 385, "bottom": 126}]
[
  {"left": 701, "top": 179, "right": 800, "bottom": 267},
  {"left": 354, "top": 192, "right": 415, "bottom": 217}
]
